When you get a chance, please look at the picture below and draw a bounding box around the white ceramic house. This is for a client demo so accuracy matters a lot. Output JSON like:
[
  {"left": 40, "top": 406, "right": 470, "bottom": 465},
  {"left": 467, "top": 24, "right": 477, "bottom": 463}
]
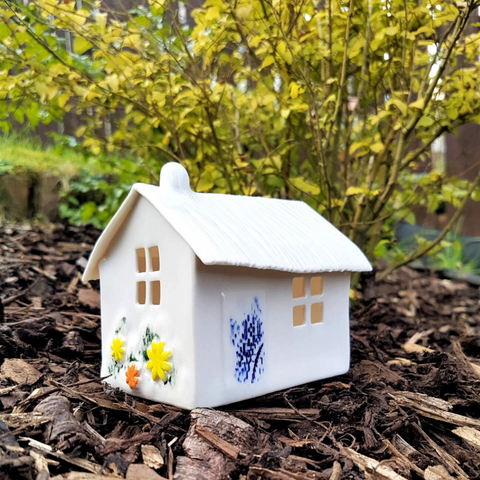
[{"left": 83, "top": 162, "right": 371, "bottom": 409}]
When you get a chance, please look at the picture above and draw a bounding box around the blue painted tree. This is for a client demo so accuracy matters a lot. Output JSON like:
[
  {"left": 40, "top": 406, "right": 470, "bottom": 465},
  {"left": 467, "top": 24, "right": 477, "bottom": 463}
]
[{"left": 230, "top": 297, "right": 265, "bottom": 383}]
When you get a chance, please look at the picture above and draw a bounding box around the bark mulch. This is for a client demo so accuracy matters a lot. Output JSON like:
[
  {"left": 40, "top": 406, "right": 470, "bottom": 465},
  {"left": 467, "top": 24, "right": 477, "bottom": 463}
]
[{"left": 1, "top": 223, "right": 480, "bottom": 480}]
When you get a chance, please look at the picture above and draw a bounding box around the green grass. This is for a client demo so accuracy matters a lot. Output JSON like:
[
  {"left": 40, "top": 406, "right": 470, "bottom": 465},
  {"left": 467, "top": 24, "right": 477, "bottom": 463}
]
[
  {"left": 0, "top": 133, "right": 159, "bottom": 227},
  {"left": 0, "top": 132, "right": 87, "bottom": 178}
]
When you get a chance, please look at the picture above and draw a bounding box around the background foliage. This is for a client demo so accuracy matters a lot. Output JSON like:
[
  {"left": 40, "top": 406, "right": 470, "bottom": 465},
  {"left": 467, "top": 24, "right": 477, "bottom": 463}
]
[{"left": 2, "top": 0, "right": 480, "bottom": 274}]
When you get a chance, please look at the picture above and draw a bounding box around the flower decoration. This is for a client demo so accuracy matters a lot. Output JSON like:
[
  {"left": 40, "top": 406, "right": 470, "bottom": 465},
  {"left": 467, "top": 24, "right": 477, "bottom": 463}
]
[
  {"left": 146, "top": 340, "right": 172, "bottom": 382},
  {"left": 126, "top": 364, "right": 140, "bottom": 389},
  {"left": 111, "top": 336, "right": 125, "bottom": 362}
]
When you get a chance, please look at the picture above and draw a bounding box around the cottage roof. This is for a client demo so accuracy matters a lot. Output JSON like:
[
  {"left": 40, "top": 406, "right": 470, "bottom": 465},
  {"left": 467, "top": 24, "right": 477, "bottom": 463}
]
[{"left": 83, "top": 163, "right": 371, "bottom": 281}]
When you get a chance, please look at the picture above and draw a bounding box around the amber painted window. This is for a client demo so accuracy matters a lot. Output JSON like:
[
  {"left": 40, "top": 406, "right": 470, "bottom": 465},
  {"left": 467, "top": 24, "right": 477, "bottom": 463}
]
[
  {"left": 311, "top": 302, "right": 323, "bottom": 324},
  {"left": 292, "top": 276, "right": 324, "bottom": 326},
  {"left": 136, "top": 248, "right": 146, "bottom": 273},
  {"left": 151, "top": 281, "right": 161, "bottom": 305},
  {"left": 136, "top": 246, "right": 161, "bottom": 305},
  {"left": 293, "top": 305, "right": 306, "bottom": 326},
  {"left": 292, "top": 277, "right": 306, "bottom": 298},
  {"left": 149, "top": 246, "right": 160, "bottom": 271},
  {"left": 137, "top": 281, "right": 146, "bottom": 305}
]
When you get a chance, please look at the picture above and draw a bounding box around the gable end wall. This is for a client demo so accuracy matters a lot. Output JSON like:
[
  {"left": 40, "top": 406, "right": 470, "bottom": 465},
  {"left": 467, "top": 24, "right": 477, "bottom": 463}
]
[{"left": 98, "top": 196, "right": 197, "bottom": 408}]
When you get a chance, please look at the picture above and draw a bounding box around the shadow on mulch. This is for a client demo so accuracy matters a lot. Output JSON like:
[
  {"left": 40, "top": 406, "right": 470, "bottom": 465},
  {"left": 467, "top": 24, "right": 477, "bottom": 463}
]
[{"left": 1, "top": 223, "right": 480, "bottom": 480}]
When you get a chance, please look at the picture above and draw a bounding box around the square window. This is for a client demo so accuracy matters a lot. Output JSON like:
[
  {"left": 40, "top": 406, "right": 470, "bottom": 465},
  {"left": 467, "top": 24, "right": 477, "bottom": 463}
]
[
  {"left": 149, "top": 246, "right": 160, "bottom": 271},
  {"left": 137, "top": 281, "right": 146, "bottom": 305},
  {"left": 293, "top": 305, "right": 306, "bottom": 326},
  {"left": 292, "top": 277, "right": 306, "bottom": 298},
  {"left": 311, "top": 302, "right": 323, "bottom": 324},
  {"left": 136, "top": 248, "right": 146, "bottom": 273},
  {"left": 311, "top": 276, "right": 324, "bottom": 296},
  {"left": 151, "top": 280, "right": 161, "bottom": 305}
]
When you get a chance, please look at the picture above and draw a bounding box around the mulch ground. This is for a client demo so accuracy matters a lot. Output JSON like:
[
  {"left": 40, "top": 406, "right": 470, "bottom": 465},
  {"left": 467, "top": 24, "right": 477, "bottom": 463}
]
[{"left": 1, "top": 223, "right": 480, "bottom": 480}]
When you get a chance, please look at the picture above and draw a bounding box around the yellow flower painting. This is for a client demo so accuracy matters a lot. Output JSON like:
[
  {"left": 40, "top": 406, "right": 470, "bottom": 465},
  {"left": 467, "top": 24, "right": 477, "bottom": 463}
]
[
  {"left": 146, "top": 340, "right": 171, "bottom": 382},
  {"left": 110, "top": 336, "right": 125, "bottom": 362}
]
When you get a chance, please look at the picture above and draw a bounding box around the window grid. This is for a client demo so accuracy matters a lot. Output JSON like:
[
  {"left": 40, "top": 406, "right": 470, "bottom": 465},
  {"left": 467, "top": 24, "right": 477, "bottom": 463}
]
[
  {"left": 292, "top": 276, "right": 324, "bottom": 326},
  {"left": 136, "top": 247, "right": 161, "bottom": 306}
]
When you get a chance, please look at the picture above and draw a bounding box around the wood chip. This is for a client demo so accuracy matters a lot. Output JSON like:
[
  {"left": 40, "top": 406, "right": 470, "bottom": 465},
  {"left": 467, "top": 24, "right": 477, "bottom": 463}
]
[
  {"left": 386, "top": 358, "right": 416, "bottom": 367},
  {"left": 141, "top": 444, "right": 164, "bottom": 469},
  {"left": 34, "top": 396, "right": 95, "bottom": 450},
  {"left": 0, "top": 412, "right": 51, "bottom": 430},
  {"left": 77, "top": 288, "right": 101, "bottom": 309},
  {"left": 20, "top": 437, "right": 104, "bottom": 475},
  {"left": 394, "top": 435, "right": 421, "bottom": 458},
  {"left": 344, "top": 448, "right": 409, "bottom": 480},
  {"left": 1, "top": 358, "right": 43, "bottom": 385},
  {"left": 67, "top": 273, "right": 81, "bottom": 294},
  {"left": 412, "top": 424, "right": 468, "bottom": 479},
  {"left": 0, "top": 385, "right": 18, "bottom": 396},
  {"left": 330, "top": 461, "right": 342, "bottom": 480},
  {"left": 403, "top": 330, "right": 436, "bottom": 354},
  {"left": 50, "top": 473, "right": 120, "bottom": 480},
  {"left": 385, "top": 438, "right": 424, "bottom": 478},
  {"left": 424, "top": 465, "right": 456, "bottom": 480},
  {"left": 277, "top": 436, "right": 315, "bottom": 448},
  {"left": 126, "top": 464, "right": 168, "bottom": 480},
  {"left": 391, "top": 391, "right": 452, "bottom": 411},
  {"left": 195, "top": 425, "right": 241, "bottom": 459},
  {"left": 57, "top": 241, "right": 94, "bottom": 252},
  {"left": 403, "top": 343, "right": 435, "bottom": 354},
  {"left": 249, "top": 466, "right": 330, "bottom": 479},
  {"left": 452, "top": 426, "right": 480, "bottom": 450},
  {"left": 176, "top": 408, "right": 268, "bottom": 480},
  {"left": 228, "top": 407, "right": 320, "bottom": 421},
  {"left": 391, "top": 391, "right": 480, "bottom": 429},
  {"left": 32, "top": 266, "right": 57, "bottom": 281},
  {"left": 30, "top": 449, "right": 49, "bottom": 479}
]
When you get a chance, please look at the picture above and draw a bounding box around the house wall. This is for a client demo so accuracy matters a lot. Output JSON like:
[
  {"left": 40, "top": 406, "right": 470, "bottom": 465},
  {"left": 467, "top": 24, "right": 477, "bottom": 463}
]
[
  {"left": 98, "top": 196, "right": 198, "bottom": 408},
  {"left": 193, "top": 262, "right": 351, "bottom": 407}
]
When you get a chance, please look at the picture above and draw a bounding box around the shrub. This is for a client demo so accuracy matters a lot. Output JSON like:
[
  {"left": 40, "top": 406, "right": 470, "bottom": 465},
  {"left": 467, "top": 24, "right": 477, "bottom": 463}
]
[{"left": 2, "top": 0, "right": 480, "bottom": 276}]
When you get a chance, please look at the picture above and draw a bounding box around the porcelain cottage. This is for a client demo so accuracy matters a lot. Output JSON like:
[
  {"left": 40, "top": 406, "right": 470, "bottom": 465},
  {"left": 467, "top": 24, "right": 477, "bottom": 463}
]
[{"left": 83, "top": 162, "right": 372, "bottom": 409}]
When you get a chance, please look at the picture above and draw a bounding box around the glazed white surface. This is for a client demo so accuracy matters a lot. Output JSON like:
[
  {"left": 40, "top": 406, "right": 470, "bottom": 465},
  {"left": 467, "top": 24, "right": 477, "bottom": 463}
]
[
  {"left": 193, "top": 264, "right": 351, "bottom": 407},
  {"left": 98, "top": 196, "right": 198, "bottom": 409}
]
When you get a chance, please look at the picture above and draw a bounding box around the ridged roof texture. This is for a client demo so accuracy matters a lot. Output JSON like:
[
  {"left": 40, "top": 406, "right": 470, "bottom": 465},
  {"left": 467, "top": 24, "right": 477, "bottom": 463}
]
[{"left": 83, "top": 163, "right": 372, "bottom": 281}]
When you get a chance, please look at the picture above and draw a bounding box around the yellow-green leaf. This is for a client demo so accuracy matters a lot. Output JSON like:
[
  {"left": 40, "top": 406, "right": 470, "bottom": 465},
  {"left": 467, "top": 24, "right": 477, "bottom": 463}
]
[
  {"left": 260, "top": 55, "right": 275, "bottom": 70},
  {"left": 206, "top": 6, "right": 221, "bottom": 20},
  {"left": 236, "top": 6, "right": 252, "bottom": 19},
  {"left": 410, "top": 98, "right": 425, "bottom": 110},
  {"left": 58, "top": 93, "right": 70, "bottom": 109},
  {"left": 346, "top": 186, "right": 364, "bottom": 196},
  {"left": 96, "top": 12, "right": 107, "bottom": 30},
  {"left": 277, "top": 41, "right": 293, "bottom": 64},
  {"left": 289, "top": 82, "right": 300, "bottom": 99},
  {"left": 370, "top": 141, "right": 384, "bottom": 153},
  {"left": 417, "top": 115, "right": 434, "bottom": 127},
  {"left": 446, "top": 106, "right": 458, "bottom": 120},
  {"left": 289, "top": 177, "right": 320, "bottom": 195},
  {"left": 63, "top": 12, "right": 88, "bottom": 27},
  {"left": 76, "top": 126, "right": 87, "bottom": 137},
  {"left": 73, "top": 37, "right": 93, "bottom": 55},
  {"left": 389, "top": 98, "right": 407, "bottom": 116},
  {"left": 105, "top": 74, "right": 119, "bottom": 92},
  {"left": 197, "top": 171, "right": 215, "bottom": 192},
  {"left": 385, "top": 25, "right": 399, "bottom": 36}
]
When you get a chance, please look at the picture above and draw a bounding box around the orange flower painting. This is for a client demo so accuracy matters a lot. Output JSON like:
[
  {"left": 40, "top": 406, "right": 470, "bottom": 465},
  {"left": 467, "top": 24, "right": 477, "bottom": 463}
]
[{"left": 125, "top": 364, "right": 139, "bottom": 389}]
